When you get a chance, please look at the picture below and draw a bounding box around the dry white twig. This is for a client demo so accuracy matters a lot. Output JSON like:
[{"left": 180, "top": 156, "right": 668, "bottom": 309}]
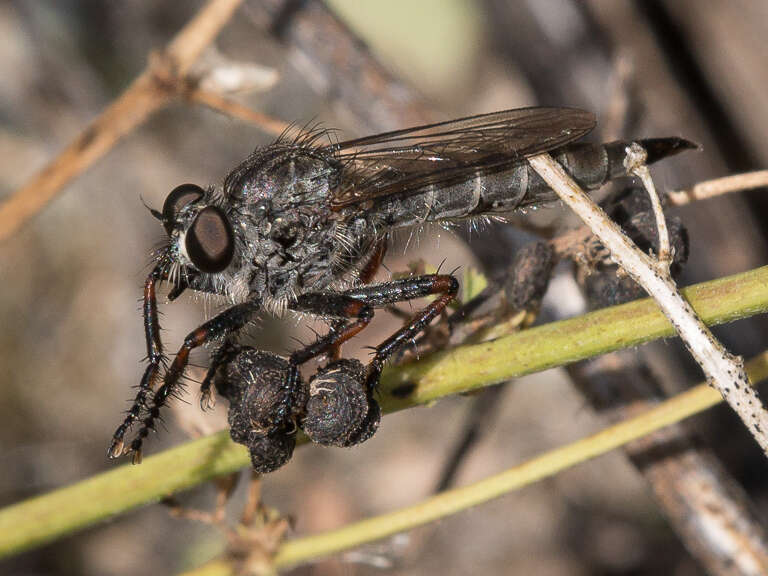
[
  {"left": 528, "top": 152, "right": 768, "bottom": 455},
  {"left": 624, "top": 143, "right": 672, "bottom": 269},
  {"left": 190, "top": 47, "right": 279, "bottom": 94},
  {"left": 669, "top": 170, "right": 768, "bottom": 206}
]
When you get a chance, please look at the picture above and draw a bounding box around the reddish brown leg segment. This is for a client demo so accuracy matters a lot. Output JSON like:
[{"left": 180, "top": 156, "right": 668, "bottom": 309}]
[
  {"left": 327, "top": 237, "right": 388, "bottom": 361},
  {"left": 289, "top": 274, "right": 459, "bottom": 389},
  {"left": 359, "top": 237, "right": 388, "bottom": 284},
  {"left": 126, "top": 299, "right": 261, "bottom": 462},
  {"left": 109, "top": 265, "right": 165, "bottom": 458}
]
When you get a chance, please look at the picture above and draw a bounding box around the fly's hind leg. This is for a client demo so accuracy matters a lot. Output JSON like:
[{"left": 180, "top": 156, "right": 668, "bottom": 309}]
[
  {"left": 287, "top": 273, "right": 458, "bottom": 447},
  {"left": 290, "top": 274, "right": 459, "bottom": 388},
  {"left": 342, "top": 274, "right": 459, "bottom": 390},
  {"left": 289, "top": 272, "right": 458, "bottom": 375},
  {"left": 289, "top": 294, "right": 374, "bottom": 365}
]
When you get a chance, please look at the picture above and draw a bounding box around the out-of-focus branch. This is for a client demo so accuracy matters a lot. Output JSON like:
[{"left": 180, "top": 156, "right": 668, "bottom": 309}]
[
  {"left": 0, "top": 0, "right": 245, "bottom": 244},
  {"left": 185, "top": 88, "right": 290, "bottom": 136},
  {"left": 569, "top": 354, "right": 768, "bottom": 576},
  {"left": 249, "top": 0, "right": 435, "bottom": 133}
]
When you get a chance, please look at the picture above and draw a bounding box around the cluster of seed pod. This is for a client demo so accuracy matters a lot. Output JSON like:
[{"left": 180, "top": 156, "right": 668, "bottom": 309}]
[{"left": 214, "top": 347, "right": 380, "bottom": 473}]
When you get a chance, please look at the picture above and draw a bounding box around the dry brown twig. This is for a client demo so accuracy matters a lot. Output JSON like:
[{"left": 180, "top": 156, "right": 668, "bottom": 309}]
[
  {"left": 165, "top": 474, "right": 291, "bottom": 575},
  {"left": 227, "top": 476, "right": 291, "bottom": 576},
  {"left": 185, "top": 88, "right": 290, "bottom": 136},
  {"left": 0, "top": 0, "right": 289, "bottom": 244}
]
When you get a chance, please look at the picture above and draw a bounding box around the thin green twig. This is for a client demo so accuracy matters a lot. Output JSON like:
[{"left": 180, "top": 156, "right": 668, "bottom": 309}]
[
  {"left": 0, "top": 265, "right": 767, "bottom": 560},
  {"left": 183, "top": 351, "right": 768, "bottom": 575}
]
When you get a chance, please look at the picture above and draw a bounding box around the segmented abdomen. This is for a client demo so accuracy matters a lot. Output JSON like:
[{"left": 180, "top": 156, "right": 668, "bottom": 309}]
[{"left": 372, "top": 141, "right": 633, "bottom": 229}]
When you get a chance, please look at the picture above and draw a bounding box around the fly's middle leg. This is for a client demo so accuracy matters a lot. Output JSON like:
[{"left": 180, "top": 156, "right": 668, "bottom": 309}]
[
  {"left": 289, "top": 273, "right": 459, "bottom": 376},
  {"left": 198, "top": 339, "right": 242, "bottom": 410},
  {"left": 327, "top": 237, "right": 388, "bottom": 362},
  {"left": 289, "top": 294, "right": 375, "bottom": 365}
]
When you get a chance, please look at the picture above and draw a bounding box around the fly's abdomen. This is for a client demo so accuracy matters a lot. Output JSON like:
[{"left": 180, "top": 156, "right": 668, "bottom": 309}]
[{"left": 373, "top": 138, "right": 694, "bottom": 228}]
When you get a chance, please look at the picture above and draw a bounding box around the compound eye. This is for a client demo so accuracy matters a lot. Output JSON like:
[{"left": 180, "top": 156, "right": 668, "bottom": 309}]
[
  {"left": 185, "top": 206, "right": 234, "bottom": 273},
  {"left": 162, "top": 183, "right": 205, "bottom": 234}
]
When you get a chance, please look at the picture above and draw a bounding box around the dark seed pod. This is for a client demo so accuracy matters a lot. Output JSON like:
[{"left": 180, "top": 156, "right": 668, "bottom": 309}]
[
  {"left": 583, "top": 191, "right": 689, "bottom": 308},
  {"left": 218, "top": 348, "right": 305, "bottom": 443},
  {"left": 504, "top": 241, "right": 556, "bottom": 311},
  {"left": 247, "top": 429, "right": 296, "bottom": 474},
  {"left": 344, "top": 396, "right": 380, "bottom": 446},
  {"left": 302, "top": 359, "right": 380, "bottom": 447}
]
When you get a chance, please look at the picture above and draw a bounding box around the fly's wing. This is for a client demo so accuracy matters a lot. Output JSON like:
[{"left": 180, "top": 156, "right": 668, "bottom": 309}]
[{"left": 326, "top": 107, "right": 596, "bottom": 210}]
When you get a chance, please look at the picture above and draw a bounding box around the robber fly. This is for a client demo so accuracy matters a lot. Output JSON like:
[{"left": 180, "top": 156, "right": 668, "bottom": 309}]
[{"left": 108, "top": 107, "right": 694, "bottom": 471}]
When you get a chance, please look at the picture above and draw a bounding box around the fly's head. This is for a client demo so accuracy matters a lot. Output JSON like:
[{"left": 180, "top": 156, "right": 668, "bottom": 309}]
[{"left": 152, "top": 183, "right": 237, "bottom": 295}]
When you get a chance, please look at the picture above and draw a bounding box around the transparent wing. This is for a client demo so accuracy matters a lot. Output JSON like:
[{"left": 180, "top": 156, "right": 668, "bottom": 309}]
[{"left": 325, "top": 107, "right": 596, "bottom": 209}]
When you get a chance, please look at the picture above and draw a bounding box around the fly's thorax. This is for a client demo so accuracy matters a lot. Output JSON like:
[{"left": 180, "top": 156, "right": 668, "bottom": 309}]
[
  {"left": 238, "top": 208, "right": 375, "bottom": 310},
  {"left": 223, "top": 145, "right": 341, "bottom": 207},
  {"left": 245, "top": 206, "right": 346, "bottom": 306},
  {"left": 217, "top": 146, "right": 358, "bottom": 306}
]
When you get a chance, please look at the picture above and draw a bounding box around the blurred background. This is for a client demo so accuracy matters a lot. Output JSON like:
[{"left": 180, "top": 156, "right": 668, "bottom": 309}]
[{"left": 1, "top": 1, "right": 768, "bottom": 574}]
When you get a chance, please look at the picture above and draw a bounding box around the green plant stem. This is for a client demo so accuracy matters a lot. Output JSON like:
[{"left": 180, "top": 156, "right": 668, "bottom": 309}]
[
  {"left": 183, "top": 351, "right": 768, "bottom": 575},
  {"left": 380, "top": 264, "right": 768, "bottom": 408},
  {"left": 0, "top": 265, "right": 767, "bottom": 560}
]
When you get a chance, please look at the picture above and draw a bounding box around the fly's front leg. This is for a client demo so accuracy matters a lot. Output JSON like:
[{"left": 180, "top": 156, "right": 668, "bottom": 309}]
[
  {"left": 109, "top": 265, "right": 165, "bottom": 458},
  {"left": 343, "top": 274, "right": 459, "bottom": 390},
  {"left": 109, "top": 264, "right": 209, "bottom": 458},
  {"left": 125, "top": 300, "right": 261, "bottom": 463}
]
